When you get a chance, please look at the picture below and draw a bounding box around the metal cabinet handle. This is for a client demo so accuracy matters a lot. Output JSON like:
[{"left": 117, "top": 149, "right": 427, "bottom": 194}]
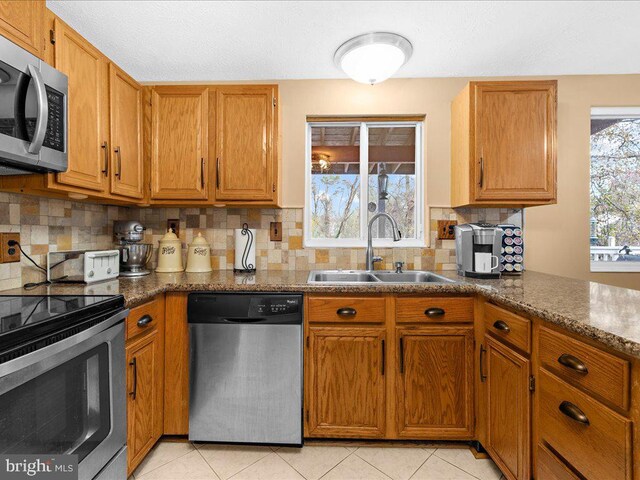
[
  {"left": 399, "top": 337, "right": 405, "bottom": 374},
  {"left": 216, "top": 157, "right": 220, "bottom": 189},
  {"left": 559, "top": 401, "right": 590, "bottom": 425},
  {"left": 381, "top": 339, "right": 385, "bottom": 375},
  {"left": 129, "top": 357, "right": 137, "bottom": 400},
  {"left": 201, "top": 158, "right": 205, "bottom": 189},
  {"left": 425, "top": 307, "right": 445, "bottom": 318},
  {"left": 137, "top": 314, "right": 153, "bottom": 328},
  {"left": 558, "top": 353, "right": 588, "bottom": 374},
  {"left": 336, "top": 307, "right": 356, "bottom": 317},
  {"left": 479, "top": 156, "right": 484, "bottom": 187},
  {"left": 114, "top": 146, "right": 122, "bottom": 178},
  {"left": 101, "top": 141, "right": 109, "bottom": 176},
  {"left": 493, "top": 320, "right": 511, "bottom": 333},
  {"left": 479, "top": 344, "right": 487, "bottom": 382},
  {"left": 27, "top": 64, "right": 48, "bottom": 154}
]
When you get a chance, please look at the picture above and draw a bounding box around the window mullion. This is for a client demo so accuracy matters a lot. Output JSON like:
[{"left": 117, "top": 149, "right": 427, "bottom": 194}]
[{"left": 360, "top": 123, "right": 369, "bottom": 243}]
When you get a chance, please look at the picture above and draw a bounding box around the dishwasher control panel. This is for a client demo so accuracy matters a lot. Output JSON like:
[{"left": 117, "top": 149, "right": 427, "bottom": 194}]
[
  {"left": 253, "top": 297, "right": 300, "bottom": 316},
  {"left": 188, "top": 293, "right": 303, "bottom": 325}
]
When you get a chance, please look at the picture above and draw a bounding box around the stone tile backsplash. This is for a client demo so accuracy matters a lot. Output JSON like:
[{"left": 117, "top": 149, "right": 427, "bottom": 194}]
[{"left": 0, "top": 192, "right": 521, "bottom": 290}]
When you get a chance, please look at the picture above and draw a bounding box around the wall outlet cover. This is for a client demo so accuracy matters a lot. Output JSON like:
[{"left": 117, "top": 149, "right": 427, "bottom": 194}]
[
  {"left": 270, "top": 222, "right": 283, "bottom": 242},
  {"left": 167, "top": 219, "right": 180, "bottom": 238},
  {"left": 1, "top": 233, "right": 20, "bottom": 263},
  {"left": 437, "top": 220, "right": 457, "bottom": 240}
]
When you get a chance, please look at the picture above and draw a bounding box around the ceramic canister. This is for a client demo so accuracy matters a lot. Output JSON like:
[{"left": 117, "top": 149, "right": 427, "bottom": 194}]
[
  {"left": 155, "top": 228, "right": 184, "bottom": 272},
  {"left": 186, "top": 232, "right": 212, "bottom": 273}
]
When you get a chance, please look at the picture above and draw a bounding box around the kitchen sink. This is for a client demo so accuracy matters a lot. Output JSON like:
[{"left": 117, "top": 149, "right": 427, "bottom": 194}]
[{"left": 307, "top": 270, "right": 457, "bottom": 284}]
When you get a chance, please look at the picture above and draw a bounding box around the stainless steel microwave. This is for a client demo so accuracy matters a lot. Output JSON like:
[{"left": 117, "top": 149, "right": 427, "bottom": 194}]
[{"left": 0, "top": 34, "right": 68, "bottom": 175}]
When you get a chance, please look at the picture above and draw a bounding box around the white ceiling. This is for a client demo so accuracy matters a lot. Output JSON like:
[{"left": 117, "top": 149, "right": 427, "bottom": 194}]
[{"left": 47, "top": 0, "right": 640, "bottom": 82}]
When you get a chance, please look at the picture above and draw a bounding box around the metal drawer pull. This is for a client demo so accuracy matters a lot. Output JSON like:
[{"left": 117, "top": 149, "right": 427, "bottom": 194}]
[
  {"left": 137, "top": 314, "right": 153, "bottom": 327},
  {"left": 559, "top": 401, "right": 590, "bottom": 425},
  {"left": 558, "top": 353, "right": 588, "bottom": 374},
  {"left": 425, "top": 307, "right": 445, "bottom": 317},
  {"left": 493, "top": 320, "right": 511, "bottom": 333},
  {"left": 336, "top": 307, "right": 356, "bottom": 317},
  {"left": 399, "top": 337, "right": 405, "bottom": 374},
  {"left": 479, "top": 344, "right": 487, "bottom": 382},
  {"left": 129, "top": 357, "right": 137, "bottom": 400}
]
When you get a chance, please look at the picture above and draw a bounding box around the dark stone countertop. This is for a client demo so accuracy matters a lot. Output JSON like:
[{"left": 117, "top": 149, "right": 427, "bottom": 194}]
[{"left": 4, "top": 270, "right": 640, "bottom": 359}]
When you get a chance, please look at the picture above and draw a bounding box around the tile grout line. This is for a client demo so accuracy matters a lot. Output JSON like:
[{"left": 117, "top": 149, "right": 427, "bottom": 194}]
[
  {"left": 316, "top": 450, "right": 358, "bottom": 480},
  {"left": 133, "top": 442, "right": 199, "bottom": 479},
  {"left": 432, "top": 449, "right": 487, "bottom": 480},
  {"left": 194, "top": 444, "right": 222, "bottom": 480},
  {"left": 349, "top": 449, "right": 401, "bottom": 480},
  {"left": 272, "top": 449, "right": 311, "bottom": 479},
  {"left": 406, "top": 448, "right": 437, "bottom": 480},
  {"left": 222, "top": 449, "right": 278, "bottom": 480}
]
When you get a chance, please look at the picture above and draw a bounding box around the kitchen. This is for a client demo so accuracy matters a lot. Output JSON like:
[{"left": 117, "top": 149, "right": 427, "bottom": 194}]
[{"left": 0, "top": 1, "right": 639, "bottom": 479}]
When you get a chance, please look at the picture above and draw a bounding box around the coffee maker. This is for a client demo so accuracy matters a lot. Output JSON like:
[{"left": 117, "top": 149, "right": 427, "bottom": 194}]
[
  {"left": 113, "top": 220, "right": 153, "bottom": 277},
  {"left": 455, "top": 223, "right": 503, "bottom": 279}
]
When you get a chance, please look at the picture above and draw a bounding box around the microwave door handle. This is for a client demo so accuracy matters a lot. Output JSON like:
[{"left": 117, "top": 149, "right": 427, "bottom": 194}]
[{"left": 26, "top": 64, "right": 48, "bottom": 154}]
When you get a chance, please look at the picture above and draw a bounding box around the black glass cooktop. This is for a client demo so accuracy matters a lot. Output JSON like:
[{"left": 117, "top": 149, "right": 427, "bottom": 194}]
[{"left": 0, "top": 295, "right": 125, "bottom": 357}]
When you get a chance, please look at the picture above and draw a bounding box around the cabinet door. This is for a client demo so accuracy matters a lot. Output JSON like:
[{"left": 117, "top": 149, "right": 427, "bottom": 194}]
[
  {"left": 54, "top": 19, "right": 109, "bottom": 192},
  {"left": 484, "top": 335, "right": 531, "bottom": 480},
  {"left": 307, "top": 326, "right": 386, "bottom": 438},
  {"left": 109, "top": 63, "right": 143, "bottom": 199},
  {"left": 151, "top": 86, "right": 208, "bottom": 200},
  {"left": 126, "top": 329, "right": 162, "bottom": 475},
  {"left": 397, "top": 326, "right": 474, "bottom": 439},
  {"left": 0, "top": 0, "right": 44, "bottom": 57},
  {"left": 215, "top": 86, "right": 276, "bottom": 201},
  {"left": 474, "top": 81, "right": 556, "bottom": 202}
]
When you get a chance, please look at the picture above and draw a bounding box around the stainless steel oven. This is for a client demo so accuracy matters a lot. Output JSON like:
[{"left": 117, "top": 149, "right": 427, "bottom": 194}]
[
  {"left": 0, "top": 34, "right": 68, "bottom": 175},
  {"left": 0, "top": 296, "right": 127, "bottom": 480}
]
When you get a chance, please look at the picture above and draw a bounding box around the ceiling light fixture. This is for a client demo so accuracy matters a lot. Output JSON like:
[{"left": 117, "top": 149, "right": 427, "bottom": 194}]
[{"left": 334, "top": 32, "right": 413, "bottom": 85}]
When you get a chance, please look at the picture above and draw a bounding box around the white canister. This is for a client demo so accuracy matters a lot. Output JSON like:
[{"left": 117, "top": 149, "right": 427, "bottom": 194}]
[
  {"left": 155, "top": 228, "right": 184, "bottom": 272},
  {"left": 234, "top": 223, "right": 256, "bottom": 272},
  {"left": 186, "top": 232, "right": 212, "bottom": 273}
]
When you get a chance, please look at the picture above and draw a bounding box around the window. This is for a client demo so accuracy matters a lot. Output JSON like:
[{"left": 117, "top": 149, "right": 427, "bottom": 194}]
[
  {"left": 305, "top": 120, "right": 424, "bottom": 247},
  {"left": 590, "top": 107, "right": 640, "bottom": 272}
]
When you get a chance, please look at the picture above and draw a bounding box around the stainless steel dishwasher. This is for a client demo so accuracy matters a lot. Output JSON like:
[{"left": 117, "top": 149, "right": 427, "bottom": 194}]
[{"left": 188, "top": 293, "right": 303, "bottom": 446}]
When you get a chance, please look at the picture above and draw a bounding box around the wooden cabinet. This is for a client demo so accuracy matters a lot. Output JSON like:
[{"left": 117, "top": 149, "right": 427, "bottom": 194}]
[
  {"left": 0, "top": 0, "right": 44, "bottom": 57},
  {"left": 214, "top": 86, "right": 277, "bottom": 202},
  {"left": 126, "top": 297, "right": 164, "bottom": 475},
  {"left": 109, "top": 64, "right": 144, "bottom": 199},
  {"left": 306, "top": 326, "right": 386, "bottom": 438},
  {"left": 483, "top": 335, "right": 531, "bottom": 480},
  {"left": 451, "top": 80, "right": 557, "bottom": 207},
  {"left": 396, "top": 326, "right": 474, "bottom": 439},
  {"left": 151, "top": 86, "right": 208, "bottom": 200},
  {"left": 54, "top": 18, "right": 109, "bottom": 193}
]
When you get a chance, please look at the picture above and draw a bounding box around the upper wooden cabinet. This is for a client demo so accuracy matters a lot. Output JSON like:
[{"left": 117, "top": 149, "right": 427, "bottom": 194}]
[
  {"left": 451, "top": 80, "right": 557, "bottom": 207},
  {"left": 0, "top": 0, "right": 44, "bottom": 57},
  {"left": 109, "top": 64, "right": 144, "bottom": 199},
  {"left": 215, "top": 86, "right": 277, "bottom": 202},
  {"left": 53, "top": 18, "right": 110, "bottom": 193},
  {"left": 151, "top": 86, "right": 208, "bottom": 200}
]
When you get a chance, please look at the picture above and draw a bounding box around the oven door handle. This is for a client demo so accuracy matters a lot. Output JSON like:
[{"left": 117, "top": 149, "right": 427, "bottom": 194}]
[{"left": 26, "top": 64, "right": 48, "bottom": 155}]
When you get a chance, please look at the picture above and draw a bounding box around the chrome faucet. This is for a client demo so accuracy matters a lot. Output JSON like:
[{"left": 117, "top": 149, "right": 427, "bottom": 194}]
[{"left": 365, "top": 212, "right": 402, "bottom": 271}]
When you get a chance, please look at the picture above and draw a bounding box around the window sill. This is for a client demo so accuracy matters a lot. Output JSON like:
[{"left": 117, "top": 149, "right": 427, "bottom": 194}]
[
  {"left": 590, "top": 261, "right": 640, "bottom": 273},
  {"left": 304, "top": 239, "right": 426, "bottom": 249}
]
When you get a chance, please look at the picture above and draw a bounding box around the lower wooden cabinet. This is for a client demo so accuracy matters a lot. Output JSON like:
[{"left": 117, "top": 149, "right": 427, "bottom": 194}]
[
  {"left": 484, "top": 335, "right": 531, "bottom": 480},
  {"left": 306, "top": 326, "right": 386, "bottom": 438},
  {"left": 126, "top": 297, "right": 165, "bottom": 475},
  {"left": 396, "top": 326, "right": 474, "bottom": 439}
]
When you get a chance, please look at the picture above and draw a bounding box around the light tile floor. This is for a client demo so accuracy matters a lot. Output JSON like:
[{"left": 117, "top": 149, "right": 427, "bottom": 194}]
[{"left": 131, "top": 440, "right": 505, "bottom": 480}]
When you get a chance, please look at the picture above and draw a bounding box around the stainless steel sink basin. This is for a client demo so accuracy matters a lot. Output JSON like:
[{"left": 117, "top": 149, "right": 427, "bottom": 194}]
[{"left": 307, "top": 270, "right": 457, "bottom": 284}]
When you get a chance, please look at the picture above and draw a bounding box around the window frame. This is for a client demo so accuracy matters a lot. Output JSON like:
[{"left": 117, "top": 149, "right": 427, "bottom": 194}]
[
  {"left": 589, "top": 106, "right": 640, "bottom": 273},
  {"left": 304, "top": 120, "right": 425, "bottom": 248}
]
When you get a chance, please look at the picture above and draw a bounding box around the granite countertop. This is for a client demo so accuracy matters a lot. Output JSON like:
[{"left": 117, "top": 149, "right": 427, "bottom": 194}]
[{"left": 4, "top": 270, "right": 640, "bottom": 359}]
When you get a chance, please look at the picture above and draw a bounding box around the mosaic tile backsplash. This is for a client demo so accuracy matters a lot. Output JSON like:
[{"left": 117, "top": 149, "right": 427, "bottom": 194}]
[{"left": 0, "top": 192, "right": 521, "bottom": 290}]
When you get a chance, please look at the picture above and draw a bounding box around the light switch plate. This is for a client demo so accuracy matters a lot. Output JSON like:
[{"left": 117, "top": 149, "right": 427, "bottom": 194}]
[
  {"left": 1, "top": 233, "right": 20, "bottom": 263},
  {"left": 437, "top": 220, "right": 457, "bottom": 240},
  {"left": 270, "top": 222, "right": 282, "bottom": 242}
]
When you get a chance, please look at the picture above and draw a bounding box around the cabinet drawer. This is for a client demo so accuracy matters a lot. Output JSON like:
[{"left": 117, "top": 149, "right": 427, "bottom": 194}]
[
  {"left": 483, "top": 303, "right": 530, "bottom": 353},
  {"left": 307, "top": 297, "right": 385, "bottom": 323},
  {"left": 536, "top": 444, "right": 579, "bottom": 480},
  {"left": 538, "top": 326, "right": 630, "bottom": 411},
  {"left": 539, "top": 369, "right": 632, "bottom": 480},
  {"left": 396, "top": 297, "right": 473, "bottom": 323},
  {"left": 126, "top": 297, "right": 163, "bottom": 340}
]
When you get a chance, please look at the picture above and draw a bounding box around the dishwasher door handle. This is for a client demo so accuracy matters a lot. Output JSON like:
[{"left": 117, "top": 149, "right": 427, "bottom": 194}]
[{"left": 222, "top": 317, "right": 268, "bottom": 323}]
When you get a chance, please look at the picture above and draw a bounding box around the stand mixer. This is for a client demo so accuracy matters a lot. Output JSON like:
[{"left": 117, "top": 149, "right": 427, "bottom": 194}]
[{"left": 113, "top": 220, "right": 153, "bottom": 277}]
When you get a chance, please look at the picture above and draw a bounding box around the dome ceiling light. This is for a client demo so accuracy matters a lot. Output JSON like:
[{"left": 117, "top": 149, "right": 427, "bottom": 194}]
[{"left": 334, "top": 32, "right": 413, "bottom": 85}]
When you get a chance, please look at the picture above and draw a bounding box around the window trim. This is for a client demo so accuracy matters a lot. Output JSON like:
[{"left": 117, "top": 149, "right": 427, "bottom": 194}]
[
  {"left": 304, "top": 120, "right": 425, "bottom": 248},
  {"left": 589, "top": 107, "right": 640, "bottom": 273}
]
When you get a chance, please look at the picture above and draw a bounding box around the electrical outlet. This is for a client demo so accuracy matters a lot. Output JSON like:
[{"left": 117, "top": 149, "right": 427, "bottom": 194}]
[
  {"left": 437, "top": 220, "right": 457, "bottom": 240},
  {"left": 167, "top": 219, "right": 180, "bottom": 237},
  {"left": 1, "top": 233, "right": 20, "bottom": 263},
  {"left": 270, "top": 222, "right": 282, "bottom": 242}
]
